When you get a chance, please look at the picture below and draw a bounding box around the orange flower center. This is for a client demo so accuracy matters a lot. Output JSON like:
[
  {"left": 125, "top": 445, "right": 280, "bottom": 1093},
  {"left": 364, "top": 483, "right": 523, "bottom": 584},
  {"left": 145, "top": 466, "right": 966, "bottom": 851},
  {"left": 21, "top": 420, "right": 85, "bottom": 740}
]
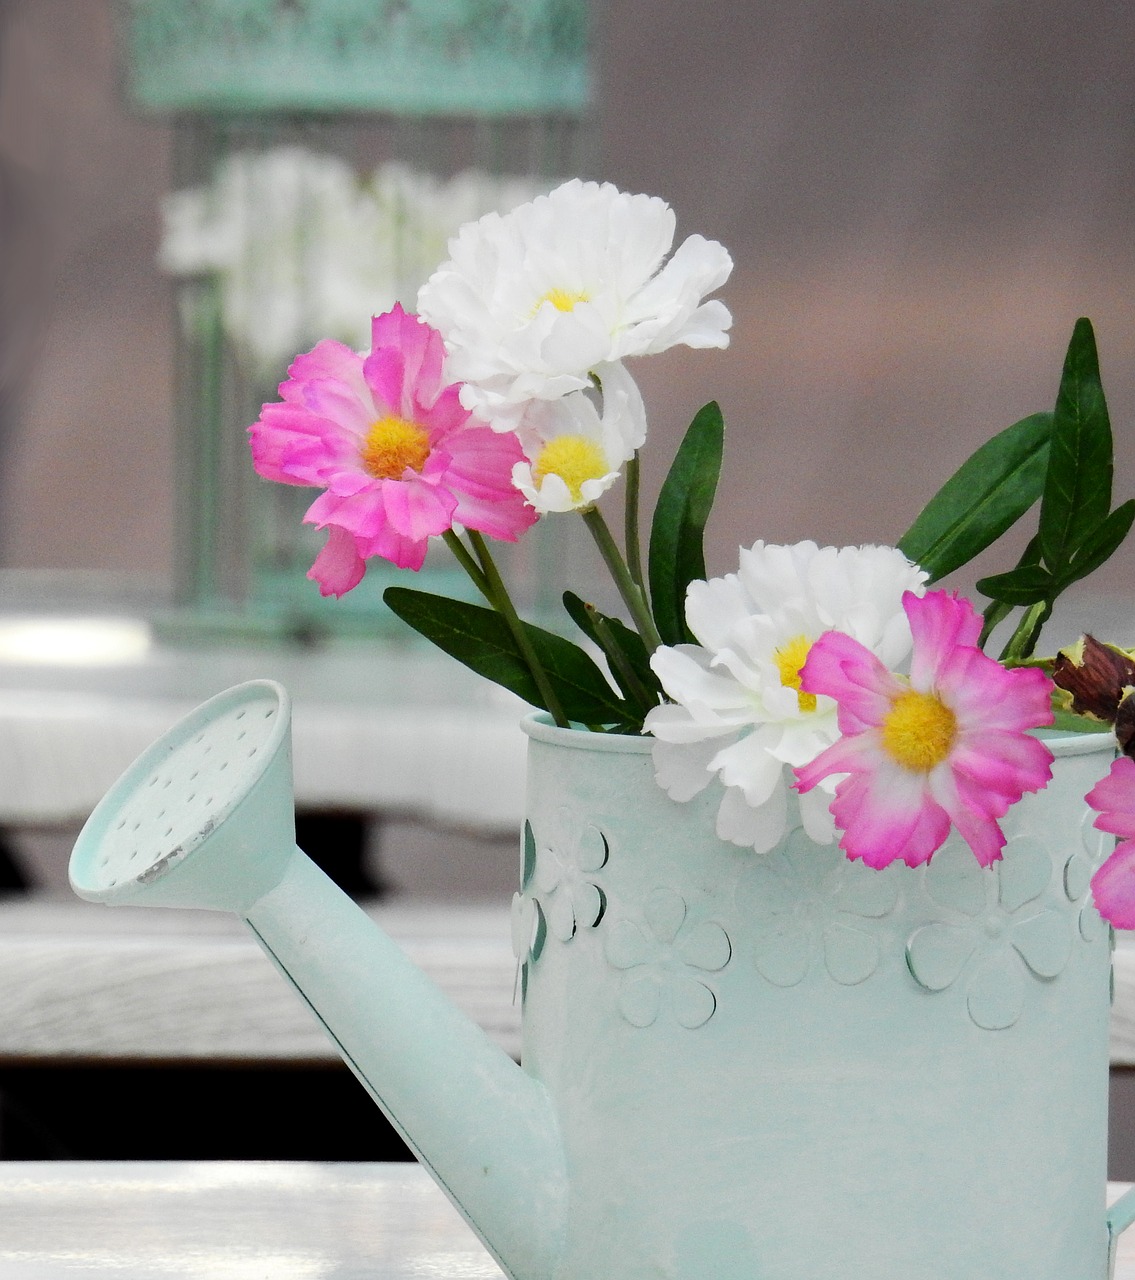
[
  {"left": 773, "top": 634, "right": 817, "bottom": 713},
  {"left": 360, "top": 415, "right": 431, "bottom": 480},
  {"left": 881, "top": 689, "right": 957, "bottom": 771}
]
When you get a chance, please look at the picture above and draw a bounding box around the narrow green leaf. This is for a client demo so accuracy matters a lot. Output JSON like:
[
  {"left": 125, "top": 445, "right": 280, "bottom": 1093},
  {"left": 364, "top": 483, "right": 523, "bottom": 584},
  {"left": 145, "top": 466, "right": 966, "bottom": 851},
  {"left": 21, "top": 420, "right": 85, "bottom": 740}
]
[
  {"left": 974, "top": 563, "right": 1054, "bottom": 606},
  {"left": 648, "top": 401, "right": 724, "bottom": 646},
  {"left": 384, "top": 587, "right": 628, "bottom": 724},
  {"left": 1038, "top": 318, "right": 1114, "bottom": 572},
  {"left": 563, "top": 590, "right": 661, "bottom": 717},
  {"left": 897, "top": 412, "right": 1052, "bottom": 582},
  {"left": 1053, "top": 500, "right": 1135, "bottom": 593}
]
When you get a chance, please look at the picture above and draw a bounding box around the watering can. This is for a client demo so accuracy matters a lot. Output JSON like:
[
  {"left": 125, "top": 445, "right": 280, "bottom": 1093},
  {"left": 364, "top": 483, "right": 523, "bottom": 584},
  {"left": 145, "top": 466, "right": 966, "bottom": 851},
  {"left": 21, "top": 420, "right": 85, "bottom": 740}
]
[{"left": 69, "top": 679, "right": 1135, "bottom": 1279}]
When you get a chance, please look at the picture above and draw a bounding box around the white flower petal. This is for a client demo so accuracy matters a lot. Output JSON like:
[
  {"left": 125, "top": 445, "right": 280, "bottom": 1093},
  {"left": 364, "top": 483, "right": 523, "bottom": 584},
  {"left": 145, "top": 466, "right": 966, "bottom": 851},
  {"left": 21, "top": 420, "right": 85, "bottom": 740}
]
[
  {"left": 684, "top": 574, "right": 753, "bottom": 651},
  {"left": 418, "top": 179, "right": 731, "bottom": 408},
  {"left": 716, "top": 776, "right": 789, "bottom": 853},
  {"left": 709, "top": 731, "right": 785, "bottom": 807},
  {"left": 650, "top": 736, "right": 720, "bottom": 802}
]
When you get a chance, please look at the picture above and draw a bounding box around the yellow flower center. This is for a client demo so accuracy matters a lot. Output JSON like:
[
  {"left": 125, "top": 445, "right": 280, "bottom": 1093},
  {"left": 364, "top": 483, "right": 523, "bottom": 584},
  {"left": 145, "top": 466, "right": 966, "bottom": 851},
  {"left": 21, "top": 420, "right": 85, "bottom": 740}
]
[
  {"left": 534, "top": 287, "right": 590, "bottom": 314},
  {"left": 531, "top": 435, "right": 609, "bottom": 504},
  {"left": 360, "top": 415, "right": 431, "bottom": 480},
  {"left": 881, "top": 689, "right": 957, "bottom": 772},
  {"left": 774, "top": 634, "right": 817, "bottom": 713}
]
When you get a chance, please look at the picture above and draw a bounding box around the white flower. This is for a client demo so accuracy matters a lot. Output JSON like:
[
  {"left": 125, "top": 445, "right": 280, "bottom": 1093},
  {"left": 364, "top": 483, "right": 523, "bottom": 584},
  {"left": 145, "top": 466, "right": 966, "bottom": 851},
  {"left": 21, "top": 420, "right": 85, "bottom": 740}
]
[
  {"left": 644, "top": 542, "right": 928, "bottom": 854},
  {"left": 417, "top": 179, "right": 733, "bottom": 428},
  {"left": 159, "top": 149, "right": 551, "bottom": 378},
  {"left": 512, "top": 362, "right": 647, "bottom": 513}
]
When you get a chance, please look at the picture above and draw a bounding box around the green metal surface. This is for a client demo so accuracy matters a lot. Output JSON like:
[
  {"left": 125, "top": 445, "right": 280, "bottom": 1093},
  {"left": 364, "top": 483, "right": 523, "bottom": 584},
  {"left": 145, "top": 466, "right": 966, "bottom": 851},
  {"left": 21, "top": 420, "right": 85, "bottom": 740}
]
[
  {"left": 121, "top": 0, "right": 590, "bottom": 117},
  {"left": 68, "top": 688, "right": 1135, "bottom": 1277}
]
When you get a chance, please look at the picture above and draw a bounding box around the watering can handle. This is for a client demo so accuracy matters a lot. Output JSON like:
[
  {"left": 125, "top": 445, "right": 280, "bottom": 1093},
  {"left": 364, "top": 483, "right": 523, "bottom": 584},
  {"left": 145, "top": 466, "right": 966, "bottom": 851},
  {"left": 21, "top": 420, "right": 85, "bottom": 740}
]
[{"left": 1108, "top": 1185, "right": 1135, "bottom": 1277}]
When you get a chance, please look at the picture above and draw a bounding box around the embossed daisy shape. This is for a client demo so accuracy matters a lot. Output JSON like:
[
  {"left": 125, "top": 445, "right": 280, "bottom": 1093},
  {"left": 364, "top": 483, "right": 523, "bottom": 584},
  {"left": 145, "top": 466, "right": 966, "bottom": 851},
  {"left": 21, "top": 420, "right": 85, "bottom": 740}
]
[
  {"left": 738, "top": 825, "right": 901, "bottom": 988},
  {"left": 1067, "top": 809, "right": 1111, "bottom": 945},
  {"left": 604, "top": 887, "right": 732, "bottom": 1029},
  {"left": 511, "top": 821, "right": 547, "bottom": 970},
  {"left": 533, "top": 806, "right": 610, "bottom": 943},
  {"left": 906, "top": 836, "right": 1074, "bottom": 1030}
]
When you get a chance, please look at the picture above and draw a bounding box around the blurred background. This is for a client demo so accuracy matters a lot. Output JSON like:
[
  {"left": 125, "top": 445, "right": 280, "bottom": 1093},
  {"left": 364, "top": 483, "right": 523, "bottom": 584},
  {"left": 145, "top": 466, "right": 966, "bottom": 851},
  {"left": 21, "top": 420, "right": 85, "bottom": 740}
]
[
  {"left": 1, "top": 0, "right": 1133, "bottom": 601},
  {"left": 1, "top": 0, "right": 1135, "bottom": 1174}
]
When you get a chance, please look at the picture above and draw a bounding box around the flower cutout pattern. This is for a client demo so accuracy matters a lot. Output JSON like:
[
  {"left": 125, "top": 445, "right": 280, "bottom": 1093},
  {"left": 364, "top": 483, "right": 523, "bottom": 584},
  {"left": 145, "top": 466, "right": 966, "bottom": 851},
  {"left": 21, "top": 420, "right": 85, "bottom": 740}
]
[
  {"left": 1070, "top": 808, "right": 1111, "bottom": 944},
  {"left": 738, "top": 826, "right": 900, "bottom": 988},
  {"left": 906, "top": 835, "right": 1073, "bottom": 1030},
  {"left": 510, "top": 822, "right": 547, "bottom": 1007},
  {"left": 534, "top": 807, "right": 610, "bottom": 943},
  {"left": 604, "top": 888, "right": 732, "bottom": 1029}
]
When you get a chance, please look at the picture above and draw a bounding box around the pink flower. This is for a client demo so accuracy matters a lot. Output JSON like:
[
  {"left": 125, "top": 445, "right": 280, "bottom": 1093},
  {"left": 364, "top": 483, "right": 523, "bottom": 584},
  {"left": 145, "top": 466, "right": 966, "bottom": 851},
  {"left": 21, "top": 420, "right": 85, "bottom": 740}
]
[
  {"left": 793, "top": 590, "right": 1054, "bottom": 869},
  {"left": 249, "top": 304, "right": 536, "bottom": 594},
  {"left": 1086, "top": 757, "right": 1135, "bottom": 928}
]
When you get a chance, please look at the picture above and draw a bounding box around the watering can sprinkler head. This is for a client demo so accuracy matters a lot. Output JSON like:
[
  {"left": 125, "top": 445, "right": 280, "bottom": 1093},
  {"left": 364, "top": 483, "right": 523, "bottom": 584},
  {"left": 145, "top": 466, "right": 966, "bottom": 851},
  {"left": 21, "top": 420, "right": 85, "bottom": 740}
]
[
  {"left": 69, "top": 680, "right": 298, "bottom": 914},
  {"left": 67, "top": 678, "right": 567, "bottom": 1280}
]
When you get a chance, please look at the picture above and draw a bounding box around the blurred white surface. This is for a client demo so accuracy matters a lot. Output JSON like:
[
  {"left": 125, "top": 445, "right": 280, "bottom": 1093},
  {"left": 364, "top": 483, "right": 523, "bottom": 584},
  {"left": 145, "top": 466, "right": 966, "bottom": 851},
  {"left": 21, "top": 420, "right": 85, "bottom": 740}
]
[
  {"left": 0, "top": 1161, "right": 1131, "bottom": 1279},
  {"left": 0, "top": 631, "right": 529, "bottom": 829},
  {"left": 0, "top": 1161, "right": 505, "bottom": 1279}
]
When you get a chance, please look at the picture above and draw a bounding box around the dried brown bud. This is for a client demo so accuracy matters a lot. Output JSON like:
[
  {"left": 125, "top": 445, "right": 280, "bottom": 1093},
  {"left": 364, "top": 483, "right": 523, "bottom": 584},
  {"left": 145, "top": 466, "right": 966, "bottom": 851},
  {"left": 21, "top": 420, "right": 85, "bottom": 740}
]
[{"left": 1051, "top": 635, "right": 1135, "bottom": 723}]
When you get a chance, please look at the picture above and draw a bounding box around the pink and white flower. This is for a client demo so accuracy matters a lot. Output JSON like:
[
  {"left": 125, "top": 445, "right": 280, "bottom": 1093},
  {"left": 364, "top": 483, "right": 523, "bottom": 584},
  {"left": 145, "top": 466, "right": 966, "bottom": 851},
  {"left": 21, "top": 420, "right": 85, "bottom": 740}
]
[
  {"left": 794, "top": 590, "right": 1055, "bottom": 869},
  {"left": 1086, "top": 757, "right": 1135, "bottom": 929},
  {"left": 645, "top": 542, "right": 927, "bottom": 854},
  {"left": 248, "top": 304, "right": 536, "bottom": 594}
]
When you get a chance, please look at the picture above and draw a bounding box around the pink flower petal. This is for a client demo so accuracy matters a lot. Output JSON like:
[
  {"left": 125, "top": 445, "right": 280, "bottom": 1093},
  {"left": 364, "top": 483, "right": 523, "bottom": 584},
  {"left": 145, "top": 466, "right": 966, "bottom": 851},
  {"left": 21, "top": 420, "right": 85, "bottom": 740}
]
[
  {"left": 928, "top": 766, "right": 1007, "bottom": 867},
  {"left": 358, "top": 519, "right": 430, "bottom": 571},
  {"left": 907, "top": 591, "right": 982, "bottom": 691},
  {"left": 282, "top": 339, "right": 369, "bottom": 404},
  {"left": 830, "top": 761, "right": 948, "bottom": 868},
  {"left": 800, "top": 586, "right": 1055, "bottom": 870},
  {"left": 250, "top": 306, "right": 537, "bottom": 582},
  {"left": 1090, "top": 838, "right": 1135, "bottom": 930},
  {"left": 307, "top": 525, "right": 366, "bottom": 597},
  {"left": 946, "top": 653, "right": 1054, "bottom": 732},
  {"left": 1087, "top": 757, "right": 1135, "bottom": 838},
  {"left": 794, "top": 731, "right": 875, "bottom": 794},
  {"left": 799, "top": 630, "right": 900, "bottom": 734},
  {"left": 949, "top": 730, "right": 1053, "bottom": 806},
  {"left": 380, "top": 475, "right": 459, "bottom": 541}
]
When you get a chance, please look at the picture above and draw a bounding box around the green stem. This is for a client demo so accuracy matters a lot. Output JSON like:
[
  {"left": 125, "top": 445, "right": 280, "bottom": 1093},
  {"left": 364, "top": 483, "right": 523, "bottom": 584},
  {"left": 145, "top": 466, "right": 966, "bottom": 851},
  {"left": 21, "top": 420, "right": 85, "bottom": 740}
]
[
  {"left": 624, "top": 452, "right": 645, "bottom": 593},
  {"left": 464, "top": 530, "right": 570, "bottom": 728},
  {"left": 589, "top": 609, "right": 655, "bottom": 716},
  {"left": 441, "top": 529, "right": 490, "bottom": 598},
  {"left": 582, "top": 506, "right": 664, "bottom": 653},
  {"left": 999, "top": 600, "right": 1050, "bottom": 664},
  {"left": 978, "top": 598, "right": 1013, "bottom": 651}
]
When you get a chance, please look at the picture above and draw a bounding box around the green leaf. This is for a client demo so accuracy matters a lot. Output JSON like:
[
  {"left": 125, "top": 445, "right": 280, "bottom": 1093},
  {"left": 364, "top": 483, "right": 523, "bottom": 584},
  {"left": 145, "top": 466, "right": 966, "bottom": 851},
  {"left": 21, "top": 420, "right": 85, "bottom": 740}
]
[
  {"left": 563, "top": 590, "right": 661, "bottom": 718},
  {"left": 383, "top": 587, "right": 629, "bottom": 724},
  {"left": 897, "top": 412, "right": 1052, "bottom": 582},
  {"left": 648, "top": 401, "right": 724, "bottom": 646},
  {"left": 1051, "top": 707, "right": 1114, "bottom": 735},
  {"left": 974, "top": 563, "right": 1054, "bottom": 606},
  {"left": 1038, "top": 318, "right": 1114, "bottom": 572},
  {"left": 1053, "top": 499, "right": 1135, "bottom": 593}
]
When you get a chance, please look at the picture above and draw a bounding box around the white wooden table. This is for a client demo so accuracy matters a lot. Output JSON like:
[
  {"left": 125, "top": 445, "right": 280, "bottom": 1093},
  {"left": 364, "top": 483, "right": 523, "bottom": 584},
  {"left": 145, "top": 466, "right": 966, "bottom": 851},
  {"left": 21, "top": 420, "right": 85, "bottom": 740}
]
[
  {"left": 0, "top": 1161, "right": 1131, "bottom": 1279},
  {"left": 0, "top": 1161, "right": 505, "bottom": 1278},
  {"left": 0, "top": 896, "right": 521, "bottom": 1063}
]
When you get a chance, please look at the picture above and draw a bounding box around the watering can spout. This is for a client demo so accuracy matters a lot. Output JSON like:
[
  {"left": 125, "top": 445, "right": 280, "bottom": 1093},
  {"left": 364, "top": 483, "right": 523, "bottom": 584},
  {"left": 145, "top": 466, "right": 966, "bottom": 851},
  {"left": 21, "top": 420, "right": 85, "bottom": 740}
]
[{"left": 68, "top": 681, "right": 566, "bottom": 1280}]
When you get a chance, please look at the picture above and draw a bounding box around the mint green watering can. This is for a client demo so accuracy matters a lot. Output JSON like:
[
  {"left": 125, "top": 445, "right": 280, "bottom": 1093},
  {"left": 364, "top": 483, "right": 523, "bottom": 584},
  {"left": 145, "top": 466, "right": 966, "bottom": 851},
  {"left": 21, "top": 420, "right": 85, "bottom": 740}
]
[{"left": 69, "top": 679, "right": 1135, "bottom": 1279}]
